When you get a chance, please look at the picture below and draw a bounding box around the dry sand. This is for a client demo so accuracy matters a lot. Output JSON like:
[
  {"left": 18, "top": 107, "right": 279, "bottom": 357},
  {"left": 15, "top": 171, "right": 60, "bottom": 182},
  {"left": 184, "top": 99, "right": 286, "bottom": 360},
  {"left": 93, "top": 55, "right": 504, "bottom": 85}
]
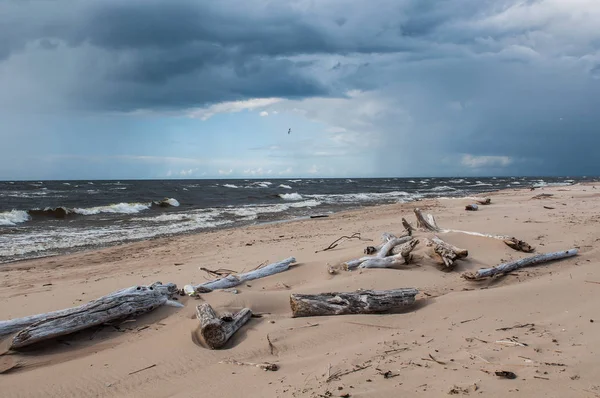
[{"left": 1, "top": 184, "right": 600, "bottom": 397}]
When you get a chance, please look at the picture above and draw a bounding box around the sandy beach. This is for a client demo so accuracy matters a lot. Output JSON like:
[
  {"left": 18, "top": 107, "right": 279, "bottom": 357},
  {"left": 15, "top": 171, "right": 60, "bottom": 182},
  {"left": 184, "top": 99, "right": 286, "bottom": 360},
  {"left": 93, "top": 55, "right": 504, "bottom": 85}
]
[{"left": 1, "top": 184, "right": 599, "bottom": 397}]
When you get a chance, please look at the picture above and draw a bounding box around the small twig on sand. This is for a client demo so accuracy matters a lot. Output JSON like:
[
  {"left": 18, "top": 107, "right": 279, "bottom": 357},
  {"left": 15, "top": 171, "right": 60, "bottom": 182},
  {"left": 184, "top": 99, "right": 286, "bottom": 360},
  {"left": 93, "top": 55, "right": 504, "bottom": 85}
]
[
  {"left": 219, "top": 360, "right": 279, "bottom": 371},
  {"left": 326, "top": 364, "right": 371, "bottom": 382},
  {"left": 128, "top": 364, "right": 157, "bottom": 375},
  {"left": 345, "top": 321, "right": 401, "bottom": 330},
  {"left": 496, "top": 323, "right": 535, "bottom": 331},
  {"left": 316, "top": 232, "right": 372, "bottom": 253},
  {"left": 267, "top": 334, "right": 277, "bottom": 356},
  {"left": 496, "top": 339, "right": 528, "bottom": 347},
  {"left": 585, "top": 280, "right": 600, "bottom": 285},
  {"left": 466, "top": 351, "right": 490, "bottom": 364},
  {"left": 460, "top": 316, "right": 483, "bottom": 324},
  {"left": 424, "top": 354, "right": 446, "bottom": 365},
  {"left": 465, "top": 337, "right": 489, "bottom": 344},
  {"left": 200, "top": 267, "right": 237, "bottom": 278},
  {"left": 288, "top": 322, "right": 319, "bottom": 331},
  {"left": 534, "top": 376, "right": 550, "bottom": 380}
]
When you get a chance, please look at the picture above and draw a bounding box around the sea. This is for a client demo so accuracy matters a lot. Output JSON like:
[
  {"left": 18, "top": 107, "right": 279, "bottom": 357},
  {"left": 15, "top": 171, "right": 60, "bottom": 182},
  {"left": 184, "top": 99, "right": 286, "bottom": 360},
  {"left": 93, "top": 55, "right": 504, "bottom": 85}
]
[{"left": 0, "top": 177, "right": 592, "bottom": 264}]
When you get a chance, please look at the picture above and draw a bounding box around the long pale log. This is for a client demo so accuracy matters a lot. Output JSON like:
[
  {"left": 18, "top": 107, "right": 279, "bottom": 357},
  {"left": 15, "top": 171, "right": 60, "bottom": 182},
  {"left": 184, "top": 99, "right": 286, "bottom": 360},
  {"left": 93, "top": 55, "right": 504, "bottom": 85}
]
[
  {"left": 364, "top": 232, "right": 396, "bottom": 254},
  {"left": 427, "top": 236, "right": 468, "bottom": 270},
  {"left": 462, "top": 249, "right": 578, "bottom": 280},
  {"left": 1, "top": 282, "right": 180, "bottom": 349},
  {"left": 413, "top": 208, "right": 534, "bottom": 253},
  {"left": 361, "top": 240, "right": 420, "bottom": 268},
  {"left": 476, "top": 198, "right": 491, "bottom": 205},
  {"left": 377, "top": 236, "right": 413, "bottom": 257},
  {"left": 196, "top": 303, "right": 252, "bottom": 349},
  {"left": 290, "top": 288, "right": 419, "bottom": 317},
  {"left": 185, "top": 257, "right": 296, "bottom": 295}
]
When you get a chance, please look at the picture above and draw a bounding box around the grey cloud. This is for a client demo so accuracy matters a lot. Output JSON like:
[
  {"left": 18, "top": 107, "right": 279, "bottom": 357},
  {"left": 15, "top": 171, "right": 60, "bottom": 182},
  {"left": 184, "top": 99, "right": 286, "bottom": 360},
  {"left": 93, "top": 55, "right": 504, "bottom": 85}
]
[{"left": 1, "top": 0, "right": 600, "bottom": 176}]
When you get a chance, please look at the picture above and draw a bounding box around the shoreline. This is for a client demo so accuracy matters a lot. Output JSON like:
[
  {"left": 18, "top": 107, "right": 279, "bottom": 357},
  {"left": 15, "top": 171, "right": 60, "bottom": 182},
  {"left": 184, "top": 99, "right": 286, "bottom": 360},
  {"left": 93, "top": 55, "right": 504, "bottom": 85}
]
[{"left": 1, "top": 183, "right": 599, "bottom": 397}]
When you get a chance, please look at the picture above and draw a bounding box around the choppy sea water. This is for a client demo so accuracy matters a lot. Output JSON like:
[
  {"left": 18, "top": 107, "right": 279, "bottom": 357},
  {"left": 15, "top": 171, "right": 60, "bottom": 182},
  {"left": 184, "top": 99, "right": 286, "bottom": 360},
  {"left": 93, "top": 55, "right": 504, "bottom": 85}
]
[{"left": 0, "top": 177, "right": 592, "bottom": 263}]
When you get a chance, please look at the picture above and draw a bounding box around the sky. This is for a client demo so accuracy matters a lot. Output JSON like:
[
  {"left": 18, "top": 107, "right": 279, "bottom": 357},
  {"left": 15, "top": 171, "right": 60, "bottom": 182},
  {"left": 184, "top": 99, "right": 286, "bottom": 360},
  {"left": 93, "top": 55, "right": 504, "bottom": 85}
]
[{"left": 1, "top": 0, "right": 599, "bottom": 180}]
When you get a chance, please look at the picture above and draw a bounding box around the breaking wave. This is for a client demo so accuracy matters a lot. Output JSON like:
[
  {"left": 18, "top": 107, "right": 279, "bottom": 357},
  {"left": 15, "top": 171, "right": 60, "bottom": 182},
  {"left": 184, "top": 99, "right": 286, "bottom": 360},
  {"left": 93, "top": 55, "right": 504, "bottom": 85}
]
[
  {"left": 73, "top": 202, "right": 151, "bottom": 215},
  {"left": 0, "top": 210, "right": 30, "bottom": 226},
  {"left": 429, "top": 186, "right": 456, "bottom": 192},
  {"left": 279, "top": 193, "right": 303, "bottom": 201},
  {"left": 278, "top": 184, "right": 292, "bottom": 189},
  {"left": 223, "top": 184, "right": 239, "bottom": 189}
]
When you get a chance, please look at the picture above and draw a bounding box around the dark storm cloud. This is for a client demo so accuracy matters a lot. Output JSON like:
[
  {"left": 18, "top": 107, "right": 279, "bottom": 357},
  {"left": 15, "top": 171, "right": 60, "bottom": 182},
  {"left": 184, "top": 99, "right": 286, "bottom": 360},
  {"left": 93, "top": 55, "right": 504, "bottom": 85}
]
[
  {"left": 1, "top": 0, "right": 600, "bottom": 177},
  {"left": 0, "top": 0, "right": 508, "bottom": 110}
]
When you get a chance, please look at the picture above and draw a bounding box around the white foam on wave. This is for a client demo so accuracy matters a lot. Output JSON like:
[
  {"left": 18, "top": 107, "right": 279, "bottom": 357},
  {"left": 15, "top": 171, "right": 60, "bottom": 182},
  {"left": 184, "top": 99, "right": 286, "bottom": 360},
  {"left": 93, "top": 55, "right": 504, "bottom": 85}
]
[
  {"left": 429, "top": 186, "right": 456, "bottom": 192},
  {"left": 279, "top": 192, "right": 303, "bottom": 201},
  {"left": 469, "top": 183, "right": 493, "bottom": 187},
  {"left": 278, "top": 184, "right": 292, "bottom": 189},
  {"left": 224, "top": 199, "right": 321, "bottom": 220},
  {"left": 250, "top": 181, "right": 272, "bottom": 188},
  {"left": 307, "top": 191, "right": 415, "bottom": 204},
  {"left": 163, "top": 198, "right": 180, "bottom": 207},
  {"left": 408, "top": 180, "right": 416, "bottom": 183},
  {"left": 0, "top": 212, "right": 233, "bottom": 259},
  {"left": 0, "top": 210, "right": 30, "bottom": 226},
  {"left": 223, "top": 184, "right": 239, "bottom": 189},
  {"left": 288, "top": 179, "right": 302, "bottom": 183},
  {"left": 449, "top": 179, "right": 465, "bottom": 183},
  {"left": 72, "top": 202, "right": 151, "bottom": 215}
]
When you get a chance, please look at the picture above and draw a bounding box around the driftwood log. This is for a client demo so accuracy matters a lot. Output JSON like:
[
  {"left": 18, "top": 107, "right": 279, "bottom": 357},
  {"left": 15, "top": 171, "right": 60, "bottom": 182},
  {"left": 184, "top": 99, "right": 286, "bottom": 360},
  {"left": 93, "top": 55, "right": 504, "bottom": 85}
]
[
  {"left": 402, "top": 218, "right": 414, "bottom": 235},
  {"left": 184, "top": 257, "right": 296, "bottom": 296},
  {"left": 427, "top": 236, "right": 468, "bottom": 270},
  {"left": 290, "top": 288, "right": 419, "bottom": 317},
  {"left": 0, "top": 282, "right": 180, "bottom": 349},
  {"left": 462, "top": 249, "right": 578, "bottom": 280},
  {"left": 196, "top": 303, "right": 252, "bottom": 349},
  {"left": 359, "top": 240, "right": 419, "bottom": 268},
  {"left": 476, "top": 198, "right": 491, "bottom": 205},
  {"left": 413, "top": 208, "right": 534, "bottom": 253},
  {"left": 364, "top": 233, "right": 410, "bottom": 255}
]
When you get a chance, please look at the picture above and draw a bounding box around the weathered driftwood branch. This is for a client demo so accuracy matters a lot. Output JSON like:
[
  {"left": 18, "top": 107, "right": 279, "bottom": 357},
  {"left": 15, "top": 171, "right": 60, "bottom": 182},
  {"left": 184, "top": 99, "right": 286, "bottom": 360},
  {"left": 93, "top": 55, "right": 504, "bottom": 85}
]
[
  {"left": 316, "top": 233, "right": 372, "bottom": 253},
  {"left": 364, "top": 233, "right": 411, "bottom": 255},
  {"left": 359, "top": 240, "right": 419, "bottom": 268},
  {"left": 414, "top": 208, "right": 441, "bottom": 232},
  {"left": 532, "top": 193, "right": 554, "bottom": 199},
  {"left": 348, "top": 237, "right": 416, "bottom": 270},
  {"left": 462, "top": 249, "right": 578, "bottom": 280},
  {"left": 476, "top": 198, "right": 491, "bottom": 205},
  {"left": 196, "top": 303, "right": 252, "bottom": 349},
  {"left": 0, "top": 282, "right": 180, "bottom": 349},
  {"left": 402, "top": 218, "right": 414, "bottom": 235},
  {"left": 427, "top": 236, "right": 468, "bottom": 270},
  {"left": 413, "top": 208, "right": 534, "bottom": 253},
  {"left": 376, "top": 236, "right": 413, "bottom": 257},
  {"left": 184, "top": 257, "right": 297, "bottom": 296},
  {"left": 290, "top": 288, "right": 419, "bottom": 317}
]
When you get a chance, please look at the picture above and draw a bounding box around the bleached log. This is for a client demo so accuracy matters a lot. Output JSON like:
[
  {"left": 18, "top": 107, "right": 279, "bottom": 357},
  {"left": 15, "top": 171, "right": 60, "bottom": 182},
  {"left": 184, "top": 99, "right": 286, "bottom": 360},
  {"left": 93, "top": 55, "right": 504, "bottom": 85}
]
[
  {"left": 290, "top": 288, "right": 419, "bottom": 317},
  {"left": 402, "top": 217, "right": 414, "bottom": 235},
  {"left": 427, "top": 236, "right": 468, "bottom": 270},
  {"left": 361, "top": 240, "right": 420, "bottom": 268},
  {"left": 476, "top": 198, "right": 491, "bottom": 205},
  {"left": 185, "top": 257, "right": 296, "bottom": 295},
  {"left": 413, "top": 208, "right": 534, "bottom": 253},
  {"left": 377, "top": 236, "right": 413, "bottom": 257},
  {"left": 414, "top": 208, "right": 442, "bottom": 232},
  {"left": 196, "top": 303, "right": 252, "bottom": 349},
  {"left": 0, "top": 282, "right": 180, "bottom": 349},
  {"left": 462, "top": 249, "right": 578, "bottom": 280},
  {"left": 391, "top": 239, "right": 420, "bottom": 263}
]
